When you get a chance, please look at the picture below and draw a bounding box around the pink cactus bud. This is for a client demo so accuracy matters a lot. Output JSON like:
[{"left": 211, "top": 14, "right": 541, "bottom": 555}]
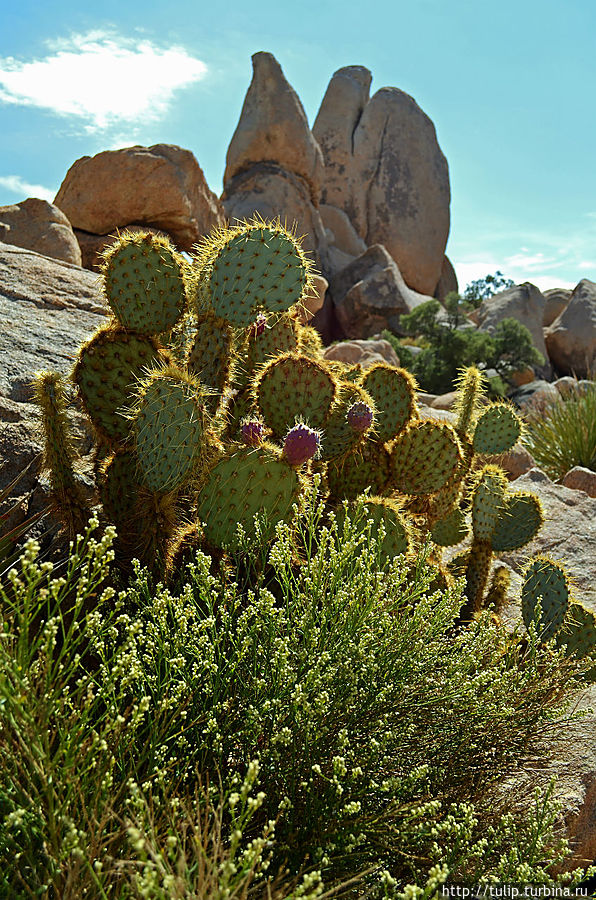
[
  {"left": 283, "top": 423, "right": 321, "bottom": 467},
  {"left": 241, "top": 419, "right": 265, "bottom": 446},
  {"left": 347, "top": 401, "right": 374, "bottom": 433}
]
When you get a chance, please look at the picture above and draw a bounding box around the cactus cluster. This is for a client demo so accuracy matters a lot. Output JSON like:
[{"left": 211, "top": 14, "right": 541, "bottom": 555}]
[{"left": 29, "top": 218, "right": 595, "bottom": 675}]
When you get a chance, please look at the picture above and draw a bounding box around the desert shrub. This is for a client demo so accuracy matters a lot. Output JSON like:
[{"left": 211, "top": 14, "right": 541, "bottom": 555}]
[
  {"left": 523, "top": 381, "right": 596, "bottom": 480},
  {"left": 0, "top": 502, "right": 592, "bottom": 896},
  {"left": 384, "top": 293, "right": 543, "bottom": 395},
  {"left": 462, "top": 271, "right": 514, "bottom": 306}
]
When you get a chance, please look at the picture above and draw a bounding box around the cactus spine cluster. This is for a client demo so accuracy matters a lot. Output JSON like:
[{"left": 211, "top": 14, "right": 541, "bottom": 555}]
[{"left": 29, "top": 218, "right": 594, "bottom": 676}]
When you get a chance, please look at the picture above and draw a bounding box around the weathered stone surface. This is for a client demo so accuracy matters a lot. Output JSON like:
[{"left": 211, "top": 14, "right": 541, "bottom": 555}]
[
  {"left": 54, "top": 144, "right": 224, "bottom": 252},
  {"left": 545, "top": 279, "right": 596, "bottom": 378},
  {"left": 314, "top": 68, "right": 450, "bottom": 295},
  {"left": 495, "top": 444, "right": 536, "bottom": 481},
  {"left": 510, "top": 379, "right": 560, "bottom": 409},
  {"left": 323, "top": 338, "right": 400, "bottom": 368},
  {"left": 434, "top": 255, "right": 459, "bottom": 303},
  {"left": 74, "top": 225, "right": 167, "bottom": 271},
  {"left": 312, "top": 65, "right": 372, "bottom": 212},
  {"left": 224, "top": 52, "right": 324, "bottom": 202},
  {"left": 497, "top": 468, "right": 596, "bottom": 609},
  {"left": 296, "top": 274, "right": 328, "bottom": 324},
  {"left": 0, "top": 242, "right": 106, "bottom": 489},
  {"left": 543, "top": 287, "right": 571, "bottom": 327},
  {"left": 430, "top": 391, "right": 457, "bottom": 410},
  {"left": 0, "top": 198, "right": 81, "bottom": 265},
  {"left": 329, "top": 244, "right": 431, "bottom": 339},
  {"left": 222, "top": 164, "right": 327, "bottom": 270},
  {"left": 476, "top": 282, "right": 550, "bottom": 376},
  {"left": 320, "top": 203, "right": 367, "bottom": 258},
  {"left": 562, "top": 466, "right": 596, "bottom": 498}
]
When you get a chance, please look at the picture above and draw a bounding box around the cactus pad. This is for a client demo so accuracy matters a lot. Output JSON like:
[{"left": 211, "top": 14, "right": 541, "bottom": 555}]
[
  {"left": 473, "top": 403, "right": 522, "bottom": 455},
  {"left": 322, "top": 383, "right": 376, "bottom": 461},
  {"left": 361, "top": 364, "right": 416, "bottom": 442},
  {"left": 196, "top": 445, "right": 302, "bottom": 548},
  {"left": 327, "top": 441, "right": 391, "bottom": 500},
  {"left": 490, "top": 492, "right": 543, "bottom": 551},
  {"left": 186, "top": 311, "right": 234, "bottom": 405},
  {"left": 391, "top": 421, "right": 463, "bottom": 496},
  {"left": 556, "top": 604, "right": 596, "bottom": 679},
  {"left": 471, "top": 466, "right": 508, "bottom": 542},
  {"left": 521, "top": 557, "right": 569, "bottom": 641},
  {"left": 336, "top": 496, "right": 412, "bottom": 559},
  {"left": 132, "top": 367, "right": 207, "bottom": 494},
  {"left": 101, "top": 230, "right": 187, "bottom": 335},
  {"left": 431, "top": 506, "right": 469, "bottom": 547},
  {"left": 256, "top": 353, "right": 337, "bottom": 438},
  {"left": 73, "top": 325, "right": 163, "bottom": 444},
  {"left": 202, "top": 221, "right": 311, "bottom": 326}
]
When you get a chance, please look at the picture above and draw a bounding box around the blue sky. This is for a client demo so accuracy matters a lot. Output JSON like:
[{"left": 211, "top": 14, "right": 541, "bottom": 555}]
[{"left": 1, "top": 0, "right": 595, "bottom": 291}]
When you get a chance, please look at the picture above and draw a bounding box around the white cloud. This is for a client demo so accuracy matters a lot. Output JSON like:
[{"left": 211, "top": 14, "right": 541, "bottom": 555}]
[
  {"left": 0, "top": 174, "right": 56, "bottom": 202},
  {"left": 578, "top": 260, "right": 596, "bottom": 271},
  {"left": 0, "top": 31, "right": 207, "bottom": 131}
]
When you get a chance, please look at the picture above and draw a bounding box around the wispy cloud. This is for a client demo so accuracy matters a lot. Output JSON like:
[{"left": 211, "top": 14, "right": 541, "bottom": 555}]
[
  {"left": 451, "top": 215, "right": 596, "bottom": 291},
  {"left": 0, "top": 31, "right": 207, "bottom": 131},
  {"left": 0, "top": 174, "right": 56, "bottom": 202}
]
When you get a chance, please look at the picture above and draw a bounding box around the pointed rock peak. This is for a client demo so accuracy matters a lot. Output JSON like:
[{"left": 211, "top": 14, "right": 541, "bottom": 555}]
[
  {"left": 330, "top": 65, "right": 373, "bottom": 92},
  {"left": 223, "top": 51, "right": 323, "bottom": 201}
]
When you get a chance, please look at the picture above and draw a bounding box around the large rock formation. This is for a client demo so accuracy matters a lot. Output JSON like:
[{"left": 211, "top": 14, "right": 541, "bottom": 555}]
[
  {"left": 313, "top": 65, "right": 450, "bottom": 296},
  {"left": 545, "top": 279, "right": 596, "bottom": 378},
  {"left": 54, "top": 144, "right": 224, "bottom": 255},
  {"left": 0, "top": 242, "right": 105, "bottom": 491},
  {"left": 0, "top": 198, "right": 81, "bottom": 265},
  {"left": 476, "top": 282, "right": 551, "bottom": 376},
  {"left": 222, "top": 52, "right": 328, "bottom": 270},
  {"left": 327, "top": 244, "right": 431, "bottom": 339}
]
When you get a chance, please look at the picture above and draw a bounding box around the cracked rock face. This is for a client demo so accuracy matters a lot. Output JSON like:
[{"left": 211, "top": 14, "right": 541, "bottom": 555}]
[
  {"left": 313, "top": 66, "right": 450, "bottom": 295},
  {"left": 0, "top": 242, "right": 106, "bottom": 490}
]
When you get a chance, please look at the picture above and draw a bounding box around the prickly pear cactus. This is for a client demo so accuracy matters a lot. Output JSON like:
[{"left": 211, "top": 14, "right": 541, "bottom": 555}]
[
  {"left": 101, "top": 230, "right": 187, "bottom": 336},
  {"left": 522, "top": 557, "right": 569, "bottom": 642}
]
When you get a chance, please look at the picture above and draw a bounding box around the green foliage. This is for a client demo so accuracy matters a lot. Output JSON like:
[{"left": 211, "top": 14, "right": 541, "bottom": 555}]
[
  {"left": 387, "top": 295, "right": 543, "bottom": 395},
  {"left": 462, "top": 270, "right": 515, "bottom": 307},
  {"left": 0, "top": 513, "right": 593, "bottom": 896},
  {"left": 523, "top": 381, "right": 596, "bottom": 480}
]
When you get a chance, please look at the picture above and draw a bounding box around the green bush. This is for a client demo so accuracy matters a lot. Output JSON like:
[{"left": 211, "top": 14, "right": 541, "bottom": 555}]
[
  {"left": 383, "top": 293, "right": 543, "bottom": 395},
  {"left": 523, "top": 381, "right": 596, "bottom": 480},
  {"left": 1, "top": 499, "right": 593, "bottom": 896}
]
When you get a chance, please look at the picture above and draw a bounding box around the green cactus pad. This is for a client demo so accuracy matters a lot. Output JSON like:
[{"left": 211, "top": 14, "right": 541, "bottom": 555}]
[
  {"left": 255, "top": 353, "right": 337, "bottom": 438},
  {"left": 471, "top": 466, "right": 508, "bottom": 542},
  {"left": 73, "top": 325, "right": 164, "bottom": 444},
  {"left": 522, "top": 557, "right": 569, "bottom": 641},
  {"left": 201, "top": 221, "right": 311, "bottom": 326},
  {"left": 490, "top": 491, "right": 543, "bottom": 551},
  {"left": 132, "top": 367, "right": 208, "bottom": 494},
  {"left": 453, "top": 366, "right": 486, "bottom": 437},
  {"left": 556, "top": 604, "right": 596, "bottom": 679},
  {"left": 101, "top": 230, "right": 187, "bottom": 335},
  {"left": 238, "top": 313, "right": 299, "bottom": 388},
  {"left": 336, "top": 496, "right": 412, "bottom": 559},
  {"left": 485, "top": 565, "right": 511, "bottom": 613},
  {"left": 390, "top": 421, "right": 463, "bottom": 496},
  {"left": 100, "top": 449, "right": 142, "bottom": 529},
  {"left": 361, "top": 364, "right": 417, "bottom": 443},
  {"left": 431, "top": 506, "right": 469, "bottom": 547},
  {"left": 298, "top": 324, "right": 324, "bottom": 358},
  {"left": 472, "top": 403, "right": 522, "bottom": 455},
  {"left": 186, "top": 310, "right": 234, "bottom": 408},
  {"left": 321, "top": 382, "right": 376, "bottom": 461},
  {"left": 196, "top": 444, "right": 302, "bottom": 548},
  {"left": 327, "top": 441, "right": 391, "bottom": 500}
]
